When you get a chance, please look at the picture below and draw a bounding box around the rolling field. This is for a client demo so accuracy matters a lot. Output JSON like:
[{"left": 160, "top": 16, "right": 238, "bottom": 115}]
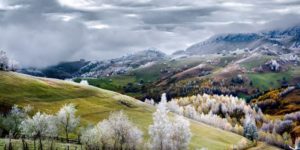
[{"left": 0, "top": 71, "right": 260, "bottom": 149}]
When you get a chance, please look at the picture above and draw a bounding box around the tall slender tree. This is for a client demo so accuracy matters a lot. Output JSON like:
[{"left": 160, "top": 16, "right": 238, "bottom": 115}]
[{"left": 56, "top": 104, "right": 80, "bottom": 142}]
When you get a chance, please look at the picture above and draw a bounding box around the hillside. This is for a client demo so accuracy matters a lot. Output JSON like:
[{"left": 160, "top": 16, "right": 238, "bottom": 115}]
[
  {"left": 25, "top": 25, "right": 296, "bottom": 103},
  {"left": 0, "top": 71, "right": 257, "bottom": 149},
  {"left": 251, "top": 87, "right": 300, "bottom": 115},
  {"left": 20, "top": 49, "right": 167, "bottom": 79}
]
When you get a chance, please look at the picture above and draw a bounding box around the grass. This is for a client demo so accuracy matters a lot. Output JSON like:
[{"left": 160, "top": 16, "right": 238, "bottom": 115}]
[
  {"left": 0, "top": 71, "right": 269, "bottom": 149},
  {"left": 75, "top": 75, "right": 136, "bottom": 92},
  {"left": 240, "top": 55, "right": 274, "bottom": 70},
  {"left": 0, "top": 138, "right": 82, "bottom": 150},
  {"left": 247, "top": 71, "right": 292, "bottom": 91}
]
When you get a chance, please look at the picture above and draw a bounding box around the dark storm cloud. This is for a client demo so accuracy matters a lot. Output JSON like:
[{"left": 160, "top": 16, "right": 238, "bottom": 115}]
[{"left": 0, "top": 0, "right": 300, "bottom": 67}]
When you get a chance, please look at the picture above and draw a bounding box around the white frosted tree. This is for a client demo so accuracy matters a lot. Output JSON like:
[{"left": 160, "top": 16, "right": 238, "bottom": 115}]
[
  {"left": 80, "top": 80, "right": 89, "bottom": 85},
  {"left": 81, "top": 111, "right": 143, "bottom": 149},
  {"left": 167, "top": 100, "right": 183, "bottom": 115},
  {"left": 0, "top": 50, "right": 9, "bottom": 71},
  {"left": 170, "top": 116, "right": 191, "bottom": 150},
  {"left": 149, "top": 93, "right": 191, "bottom": 150},
  {"left": 145, "top": 98, "right": 155, "bottom": 105},
  {"left": 56, "top": 104, "right": 80, "bottom": 142},
  {"left": 8, "top": 59, "right": 19, "bottom": 71},
  {"left": 20, "top": 112, "right": 57, "bottom": 150},
  {"left": 102, "top": 111, "right": 143, "bottom": 149},
  {"left": 81, "top": 127, "right": 101, "bottom": 149},
  {"left": 3, "top": 105, "right": 27, "bottom": 137},
  {"left": 149, "top": 93, "right": 172, "bottom": 150},
  {"left": 243, "top": 114, "right": 258, "bottom": 141}
]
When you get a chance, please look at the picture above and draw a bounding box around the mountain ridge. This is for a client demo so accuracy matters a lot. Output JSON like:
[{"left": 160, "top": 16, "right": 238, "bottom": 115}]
[{"left": 185, "top": 25, "right": 300, "bottom": 55}]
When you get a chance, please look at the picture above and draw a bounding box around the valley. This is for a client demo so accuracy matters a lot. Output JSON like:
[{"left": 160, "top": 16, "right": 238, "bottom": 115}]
[{"left": 1, "top": 25, "right": 300, "bottom": 150}]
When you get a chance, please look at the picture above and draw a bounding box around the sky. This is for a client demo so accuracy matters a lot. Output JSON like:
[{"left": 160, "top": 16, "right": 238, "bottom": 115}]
[{"left": 0, "top": 0, "right": 300, "bottom": 67}]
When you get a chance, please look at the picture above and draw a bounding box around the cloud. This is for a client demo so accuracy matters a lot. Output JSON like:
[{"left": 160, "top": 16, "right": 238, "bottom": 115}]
[{"left": 0, "top": 0, "right": 299, "bottom": 67}]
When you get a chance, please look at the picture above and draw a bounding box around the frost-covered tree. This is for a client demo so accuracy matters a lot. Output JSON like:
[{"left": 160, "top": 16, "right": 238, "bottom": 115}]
[
  {"left": 149, "top": 93, "right": 191, "bottom": 150},
  {"left": 3, "top": 105, "right": 27, "bottom": 137},
  {"left": 0, "top": 50, "right": 9, "bottom": 71},
  {"left": 81, "top": 127, "right": 101, "bottom": 149},
  {"left": 56, "top": 104, "right": 80, "bottom": 142},
  {"left": 170, "top": 116, "right": 191, "bottom": 150},
  {"left": 167, "top": 100, "right": 183, "bottom": 115},
  {"left": 81, "top": 111, "right": 143, "bottom": 149},
  {"left": 8, "top": 59, "right": 19, "bottom": 71},
  {"left": 20, "top": 112, "right": 57, "bottom": 150},
  {"left": 184, "top": 105, "right": 197, "bottom": 119},
  {"left": 149, "top": 93, "right": 172, "bottom": 150},
  {"left": 145, "top": 98, "right": 155, "bottom": 105},
  {"left": 243, "top": 115, "right": 258, "bottom": 141},
  {"left": 80, "top": 80, "right": 89, "bottom": 85},
  {"left": 102, "top": 111, "right": 143, "bottom": 149}
]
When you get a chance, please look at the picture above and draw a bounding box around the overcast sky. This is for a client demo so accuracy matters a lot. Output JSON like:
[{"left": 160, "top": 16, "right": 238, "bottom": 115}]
[{"left": 0, "top": 0, "right": 300, "bottom": 67}]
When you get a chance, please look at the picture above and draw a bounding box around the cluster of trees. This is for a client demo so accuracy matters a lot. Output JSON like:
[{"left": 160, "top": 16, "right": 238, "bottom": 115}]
[
  {"left": 163, "top": 94, "right": 263, "bottom": 128},
  {"left": 1, "top": 94, "right": 192, "bottom": 150},
  {"left": 259, "top": 111, "right": 300, "bottom": 149},
  {"left": 0, "top": 50, "right": 18, "bottom": 71},
  {"left": 81, "top": 111, "right": 143, "bottom": 149},
  {"left": 0, "top": 104, "right": 80, "bottom": 150},
  {"left": 146, "top": 94, "right": 260, "bottom": 141},
  {"left": 81, "top": 94, "right": 191, "bottom": 150},
  {"left": 150, "top": 93, "right": 300, "bottom": 149}
]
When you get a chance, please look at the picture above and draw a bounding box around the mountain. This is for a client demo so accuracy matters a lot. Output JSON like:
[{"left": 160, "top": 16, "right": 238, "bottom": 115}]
[
  {"left": 19, "top": 25, "right": 300, "bottom": 105},
  {"left": 185, "top": 25, "right": 300, "bottom": 55},
  {"left": 0, "top": 71, "right": 256, "bottom": 149},
  {"left": 20, "top": 49, "right": 167, "bottom": 79},
  {"left": 79, "top": 49, "right": 167, "bottom": 77},
  {"left": 70, "top": 25, "right": 300, "bottom": 103}
]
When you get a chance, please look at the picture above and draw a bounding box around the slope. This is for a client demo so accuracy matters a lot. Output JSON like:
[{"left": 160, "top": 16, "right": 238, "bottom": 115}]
[{"left": 0, "top": 71, "right": 251, "bottom": 149}]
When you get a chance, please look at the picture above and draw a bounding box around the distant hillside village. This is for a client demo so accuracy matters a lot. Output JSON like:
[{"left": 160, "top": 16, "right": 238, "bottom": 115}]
[{"left": 0, "top": 50, "right": 18, "bottom": 71}]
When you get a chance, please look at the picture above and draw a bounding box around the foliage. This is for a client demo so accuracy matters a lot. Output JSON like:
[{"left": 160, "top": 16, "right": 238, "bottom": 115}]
[
  {"left": 20, "top": 112, "right": 57, "bottom": 150},
  {"left": 0, "top": 51, "right": 18, "bottom": 71},
  {"left": 243, "top": 115, "right": 258, "bottom": 141},
  {"left": 81, "top": 111, "right": 143, "bottom": 149},
  {"left": 165, "top": 94, "right": 262, "bottom": 130},
  {"left": 56, "top": 104, "right": 80, "bottom": 142},
  {"left": 149, "top": 93, "right": 191, "bottom": 150},
  {"left": 0, "top": 51, "right": 9, "bottom": 71},
  {"left": 2, "top": 105, "right": 27, "bottom": 137},
  {"left": 0, "top": 72, "right": 254, "bottom": 149}
]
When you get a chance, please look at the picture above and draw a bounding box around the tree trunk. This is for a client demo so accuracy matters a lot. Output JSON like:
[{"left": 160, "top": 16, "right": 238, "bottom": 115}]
[
  {"left": 8, "top": 138, "right": 13, "bottom": 150},
  {"left": 50, "top": 139, "right": 54, "bottom": 150},
  {"left": 39, "top": 137, "right": 43, "bottom": 150},
  {"left": 65, "top": 128, "right": 69, "bottom": 143},
  {"left": 33, "top": 139, "right": 36, "bottom": 150},
  {"left": 22, "top": 137, "right": 26, "bottom": 150}
]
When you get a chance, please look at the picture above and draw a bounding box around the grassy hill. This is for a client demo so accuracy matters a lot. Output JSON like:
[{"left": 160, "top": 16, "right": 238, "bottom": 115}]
[{"left": 0, "top": 71, "right": 260, "bottom": 149}]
